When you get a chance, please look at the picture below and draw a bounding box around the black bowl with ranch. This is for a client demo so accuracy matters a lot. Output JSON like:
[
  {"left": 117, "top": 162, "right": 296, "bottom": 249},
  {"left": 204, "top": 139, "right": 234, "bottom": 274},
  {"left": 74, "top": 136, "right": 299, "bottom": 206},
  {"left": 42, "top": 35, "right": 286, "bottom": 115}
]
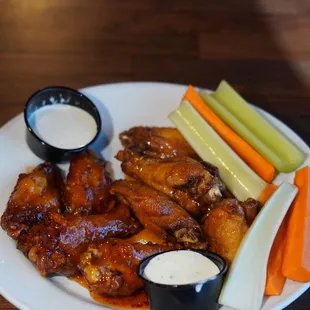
[
  {"left": 138, "top": 249, "right": 227, "bottom": 310},
  {"left": 24, "top": 86, "right": 101, "bottom": 162}
]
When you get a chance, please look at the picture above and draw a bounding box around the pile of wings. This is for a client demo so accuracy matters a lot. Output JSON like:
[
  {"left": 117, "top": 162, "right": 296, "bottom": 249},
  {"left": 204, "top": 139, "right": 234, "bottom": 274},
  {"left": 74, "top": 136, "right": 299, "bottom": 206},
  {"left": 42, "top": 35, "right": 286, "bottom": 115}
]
[{"left": 1, "top": 127, "right": 261, "bottom": 297}]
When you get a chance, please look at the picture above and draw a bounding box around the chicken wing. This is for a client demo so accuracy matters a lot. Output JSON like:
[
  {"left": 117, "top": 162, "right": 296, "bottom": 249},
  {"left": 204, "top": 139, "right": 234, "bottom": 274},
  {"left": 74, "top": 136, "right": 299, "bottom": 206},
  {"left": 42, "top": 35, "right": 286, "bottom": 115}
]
[
  {"left": 119, "top": 127, "right": 198, "bottom": 160},
  {"left": 202, "top": 199, "right": 248, "bottom": 265},
  {"left": 1, "top": 162, "right": 63, "bottom": 239},
  {"left": 17, "top": 203, "right": 141, "bottom": 276},
  {"left": 110, "top": 180, "right": 206, "bottom": 249},
  {"left": 79, "top": 239, "right": 173, "bottom": 296},
  {"left": 126, "top": 229, "right": 166, "bottom": 245},
  {"left": 17, "top": 220, "right": 77, "bottom": 276},
  {"left": 241, "top": 198, "right": 261, "bottom": 225},
  {"left": 63, "top": 150, "right": 112, "bottom": 215},
  {"left": 116, "top": 149, "right": 225, "bottom": 217}
]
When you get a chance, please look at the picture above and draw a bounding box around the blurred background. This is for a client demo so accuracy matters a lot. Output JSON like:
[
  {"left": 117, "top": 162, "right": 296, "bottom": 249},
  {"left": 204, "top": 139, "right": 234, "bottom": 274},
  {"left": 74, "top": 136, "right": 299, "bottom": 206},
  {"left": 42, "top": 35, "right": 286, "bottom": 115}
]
[{"left": 0, "top": 0, "right": 309, "bottom": 309}]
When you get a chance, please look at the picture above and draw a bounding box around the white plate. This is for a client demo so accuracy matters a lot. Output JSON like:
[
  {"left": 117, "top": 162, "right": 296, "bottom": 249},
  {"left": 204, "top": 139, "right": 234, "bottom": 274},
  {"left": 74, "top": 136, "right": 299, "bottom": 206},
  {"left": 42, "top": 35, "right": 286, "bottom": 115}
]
[{"left": 0, "top": 82, "right": 309, "bottom": 310}]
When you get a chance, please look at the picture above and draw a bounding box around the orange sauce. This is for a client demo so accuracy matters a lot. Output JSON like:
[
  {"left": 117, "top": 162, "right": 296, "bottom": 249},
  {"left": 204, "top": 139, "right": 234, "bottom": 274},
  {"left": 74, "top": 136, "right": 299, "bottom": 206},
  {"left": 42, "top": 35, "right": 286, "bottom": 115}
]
[{"left": 70, "top": 275, "right": 149, "bottom": 310}]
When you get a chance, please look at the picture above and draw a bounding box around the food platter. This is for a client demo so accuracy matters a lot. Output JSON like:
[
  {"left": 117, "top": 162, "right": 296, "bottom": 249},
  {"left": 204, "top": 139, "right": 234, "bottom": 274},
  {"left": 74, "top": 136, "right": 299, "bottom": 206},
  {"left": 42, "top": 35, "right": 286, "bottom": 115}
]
[{"left": 0, "top": 82, "right": 309, "bottom": 310}]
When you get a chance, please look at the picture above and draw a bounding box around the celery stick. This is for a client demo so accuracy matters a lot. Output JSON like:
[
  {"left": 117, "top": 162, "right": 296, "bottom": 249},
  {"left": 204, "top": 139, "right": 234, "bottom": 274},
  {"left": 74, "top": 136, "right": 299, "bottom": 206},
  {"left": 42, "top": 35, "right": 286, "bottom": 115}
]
[
  {"left": 219, "top": 182, "right": 298, "bottom": 310},
  {"left": 169, "top": 101, "right": 266, "bottom": 201},
  {"left": 200, "top": 92, "right": 285, "bottom": 171},
  {"left": 212, "top": 80, "right": 305, "bottom": 172}
]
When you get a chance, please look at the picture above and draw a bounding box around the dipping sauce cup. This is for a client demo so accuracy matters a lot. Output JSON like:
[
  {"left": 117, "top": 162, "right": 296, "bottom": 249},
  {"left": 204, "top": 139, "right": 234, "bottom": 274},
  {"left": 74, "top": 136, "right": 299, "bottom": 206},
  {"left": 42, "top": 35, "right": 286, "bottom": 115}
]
[
  {"left": 24, "top": 86, "right": 101, "bottom": 162},
  {"left": 138, "top": 250, "right": 227, "bottom": 310}
]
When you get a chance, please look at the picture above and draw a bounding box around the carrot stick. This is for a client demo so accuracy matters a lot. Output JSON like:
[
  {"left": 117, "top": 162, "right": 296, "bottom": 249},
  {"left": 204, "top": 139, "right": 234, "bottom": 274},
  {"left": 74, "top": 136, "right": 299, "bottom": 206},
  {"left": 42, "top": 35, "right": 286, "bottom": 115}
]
[
  {"left": 265, "top": 217, "right": 287, "bottom": 295},
  {"left": 259, "top": 184, "right": 279, "bottom": 204},
  {"left": 282, "top": 166, "right": 310, "bottom": 282},
  {"left": 183, "top": 85, "right": 276, "bottom": 183}
]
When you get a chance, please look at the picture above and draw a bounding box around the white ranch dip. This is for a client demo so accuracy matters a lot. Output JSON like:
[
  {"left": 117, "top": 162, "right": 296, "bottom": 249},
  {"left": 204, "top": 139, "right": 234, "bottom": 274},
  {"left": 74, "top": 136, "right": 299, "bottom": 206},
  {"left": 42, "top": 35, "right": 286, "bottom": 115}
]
[
  {"left": 29, "top": 104, "right": 97, "bottom": 149},
  {"left": 143, "top": 250, "right": 220, "bottom": 285}
]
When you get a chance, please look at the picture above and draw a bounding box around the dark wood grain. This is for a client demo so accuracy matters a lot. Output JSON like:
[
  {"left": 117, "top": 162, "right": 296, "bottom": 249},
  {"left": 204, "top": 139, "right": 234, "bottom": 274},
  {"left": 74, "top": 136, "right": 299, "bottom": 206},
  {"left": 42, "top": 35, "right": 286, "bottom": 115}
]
[{"left": 0, "top": 0, "right": 309, "bottom": 309}]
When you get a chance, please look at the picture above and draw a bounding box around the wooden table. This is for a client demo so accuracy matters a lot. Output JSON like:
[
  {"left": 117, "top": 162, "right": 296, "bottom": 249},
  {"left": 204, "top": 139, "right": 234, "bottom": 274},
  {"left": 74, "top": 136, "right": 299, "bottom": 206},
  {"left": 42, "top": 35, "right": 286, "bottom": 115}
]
[{"left": 0, "top": 0, "right": 309, "bottom": 309}]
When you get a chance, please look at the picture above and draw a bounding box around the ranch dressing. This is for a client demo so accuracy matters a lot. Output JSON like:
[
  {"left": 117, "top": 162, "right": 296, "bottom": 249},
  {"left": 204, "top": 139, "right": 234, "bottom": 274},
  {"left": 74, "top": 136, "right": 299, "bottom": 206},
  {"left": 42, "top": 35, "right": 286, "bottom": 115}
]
[
  {"left": 29, "top": 104, "right": 97, "bottom": 149},
  {"left": 143, "top": 250, "right": 220, "bottom": 285}
]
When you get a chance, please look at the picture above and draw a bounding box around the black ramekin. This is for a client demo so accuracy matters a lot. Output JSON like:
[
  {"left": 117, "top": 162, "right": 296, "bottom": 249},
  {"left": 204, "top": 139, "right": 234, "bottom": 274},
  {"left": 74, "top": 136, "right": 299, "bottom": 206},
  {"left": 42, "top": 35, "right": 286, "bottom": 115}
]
[
  {"left": 138, "top": 249, "right": 227, "bottom": 310},
  {"left": 24, "top": 86, "right": 101, "bottom": 163}
]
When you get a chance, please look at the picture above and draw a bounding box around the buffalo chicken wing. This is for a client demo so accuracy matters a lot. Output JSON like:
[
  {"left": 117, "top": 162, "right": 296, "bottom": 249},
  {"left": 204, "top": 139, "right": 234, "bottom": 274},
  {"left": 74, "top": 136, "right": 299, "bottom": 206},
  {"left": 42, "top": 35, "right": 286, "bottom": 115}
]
[
  {"left": 110, "top": 180, "right": 206, "bottom": 249},
  {"left": 202, "top": 199, "right": 249, "bottom": 265},
  {"left": 63, "top": 150, "right": 112, "bottom": 215},
  {"left": 241, "top": 198, "right": 262, "bottom": 225},
  {"left": 117, "top": 149, "right": 225, "bottom": 217},
  {"left": 119, "top": 127, "right": 198, "bottom": 160},
  {"left": 1, "top": 162, "right": 63, "bottom": 239},
  {"left": 79, "top": 239, "right": 174, "bottom": 296},
  {"left": 17, "top": 203, "right": 141, "bottom": 276}
]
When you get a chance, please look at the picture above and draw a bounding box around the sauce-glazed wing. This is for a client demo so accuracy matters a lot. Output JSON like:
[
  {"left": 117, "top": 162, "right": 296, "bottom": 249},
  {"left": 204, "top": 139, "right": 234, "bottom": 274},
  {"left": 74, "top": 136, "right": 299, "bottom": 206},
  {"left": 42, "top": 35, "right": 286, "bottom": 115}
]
[
  {"left": 64, "top": 150, "right": 112, "bottom": 215},
  {"left": 110, "top": 180, "right": 206, "bottom": 249},
  {"left": 53, "top": 203, "right": 141, "bottom": 259},
  {"left": 79, "top": 239, "right": 173, "bottom": 296},
  {"left": 17, "top": 221, "right": 77, "bottom": 276},
  {"left": 17, "top": 203, "right": 141, "bottom": 276},
  {"left": 119, "top": 127, "right": 198, "bottom": 160},
  {"left": 117, "top": 149, "right": 225, "bottom": 217},
  {"left": 202, "top": 199, "right": 249, "bottom": 265},
  {"left": 126, "top": 229, "right": 166, "bottom": 245},
  {"left": 241, "top": 198, "right": 261, "bottom": 225},
  {"left": 1, "top": 162, "right": 63, "bottom": 239}
]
